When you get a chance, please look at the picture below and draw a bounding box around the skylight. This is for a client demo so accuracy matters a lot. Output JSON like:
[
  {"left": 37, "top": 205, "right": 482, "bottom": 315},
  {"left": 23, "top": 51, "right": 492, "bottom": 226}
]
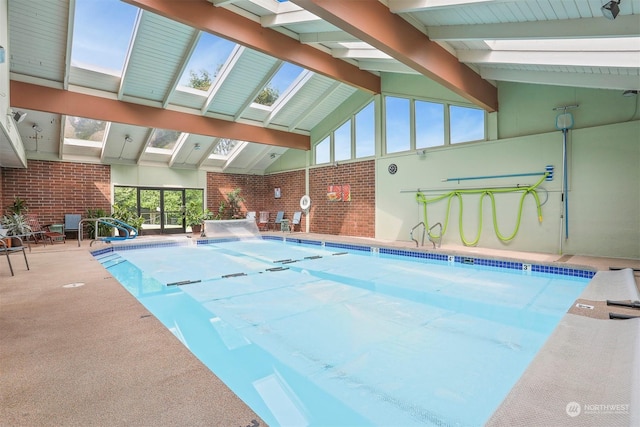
[
  {"left": 178, "top": 33, "right": 237, "bottom": 91},
  {"left": 146, "top": 129, "right": 182, "bottom": 153},
  {"left": 71, "top": 0, "right": 138, "bottom": 75},
  {"left": 253, "top": 62, "right": 304, "bottom": 106},
  {"left": 209, "top": 138, "right": 240, "bottom": 159},
  {"left": 63, "top": 116, "right": 107, "bottom": 148}
]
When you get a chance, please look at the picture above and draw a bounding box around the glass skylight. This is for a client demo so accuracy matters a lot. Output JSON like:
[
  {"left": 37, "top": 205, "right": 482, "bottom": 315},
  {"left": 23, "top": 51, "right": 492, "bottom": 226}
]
[
  {"left": 209, "top": 138, "right": 240, "bottom": 159},
  {"left": 146, "top": 129, "right": 182, "bottom": 153},
  {"left": 178, "top": 33, "right": 237, "bottom": 91},
  {"left": 253, "top": 62, "right": 304, "bottom": 106},
  {"left": 63, "top": 116, "right": 107, "bottom": 148},
  {"left": 71, "top": 0, "right": 138, "bottom": 75}
]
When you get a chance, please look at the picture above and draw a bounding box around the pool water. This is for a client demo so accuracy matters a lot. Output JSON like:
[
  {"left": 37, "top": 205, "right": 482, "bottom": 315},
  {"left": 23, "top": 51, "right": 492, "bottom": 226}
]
[{"left": 102, "top": 239, "right": 589, "bottom": 426}]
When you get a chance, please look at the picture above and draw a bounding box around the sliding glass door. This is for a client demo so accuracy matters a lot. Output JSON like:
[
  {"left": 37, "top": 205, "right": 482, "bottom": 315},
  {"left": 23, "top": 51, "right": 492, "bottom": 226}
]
[{"left": 115, "top": 186, "right": 204, "bottom": 235}]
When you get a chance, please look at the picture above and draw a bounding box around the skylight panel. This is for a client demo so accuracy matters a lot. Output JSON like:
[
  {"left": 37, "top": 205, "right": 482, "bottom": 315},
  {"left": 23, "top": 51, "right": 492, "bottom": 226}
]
[
  {"left": 253, "top": 62, "right": 304, "bottom": 106},
  {"left": 146, "top": 129, "right": 182, "bottom": 153},
  {"left": 63, "top": 116, "right": 107, "bottom": 148},
  {"left": 178, "top": 33, "right": 237, "bottom": 92},
  {"left": 208, "top": 138, "right": 240, "bottom": 159},
  {"left": 71, "top": 0, "right": 138, "bottom": 75}
]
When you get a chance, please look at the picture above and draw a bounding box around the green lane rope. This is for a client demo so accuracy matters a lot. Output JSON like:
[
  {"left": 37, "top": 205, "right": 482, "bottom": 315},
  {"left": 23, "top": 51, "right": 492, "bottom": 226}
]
[{"left": 415, "top": 173, "right": 548, "bottom": 246}]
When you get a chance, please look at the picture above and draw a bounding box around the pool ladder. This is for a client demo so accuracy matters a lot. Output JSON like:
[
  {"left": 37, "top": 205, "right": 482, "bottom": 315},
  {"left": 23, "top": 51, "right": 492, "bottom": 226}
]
[{"left": 410, "top": 222, "right": 442, "bottom": 249}]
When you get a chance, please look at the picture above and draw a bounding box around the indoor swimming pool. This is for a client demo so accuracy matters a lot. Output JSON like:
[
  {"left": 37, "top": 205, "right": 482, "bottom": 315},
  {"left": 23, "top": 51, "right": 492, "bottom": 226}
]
[{"left": 97, "top": 238, "right": 592, "bottom": 426}]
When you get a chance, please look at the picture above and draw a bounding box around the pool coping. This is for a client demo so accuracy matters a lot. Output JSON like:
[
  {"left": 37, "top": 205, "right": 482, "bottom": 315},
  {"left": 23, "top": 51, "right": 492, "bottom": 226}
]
[{"left": 96, "top": 234, "right": 598, "bottom": 280}]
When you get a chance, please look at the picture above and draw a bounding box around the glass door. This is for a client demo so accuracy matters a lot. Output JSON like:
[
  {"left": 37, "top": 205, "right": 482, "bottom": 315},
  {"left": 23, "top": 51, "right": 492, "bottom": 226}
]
[
  {"left": 162, "top": 190, "right": 185, "bottom": 234},
  {"left": 115, "top": 186, "right": 205, "bottom": 235},
  {"left": 139, "top": 188, "right": 185, "bottom": 235}
]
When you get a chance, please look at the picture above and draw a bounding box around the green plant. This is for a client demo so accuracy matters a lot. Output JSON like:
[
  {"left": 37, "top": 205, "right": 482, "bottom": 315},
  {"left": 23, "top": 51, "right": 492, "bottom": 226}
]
[
  {"left": 226, "top": 188, "right": 245, "bottom": 219},
  {"left": 86, "top": 208, "right": 111, "bottom": 237},
  {"left": 112, "top": 203, "right": 144, "bottom": 231},
  {"left": 184, "top": 201, "right": 212, "bottom": 227},
  {"left": 7, "top": 196, "right": 28, "bottom": 215},
  {"left": 1, "top": 213, "right": 32, "bottom": 236}
]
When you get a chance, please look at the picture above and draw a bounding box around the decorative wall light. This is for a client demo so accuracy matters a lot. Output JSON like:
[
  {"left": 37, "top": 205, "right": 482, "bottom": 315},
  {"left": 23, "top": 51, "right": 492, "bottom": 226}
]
[
  {"left": 601, "top": 0, "right": 621, "bottom": 19},
  {"left": 274, "top": 187, "right": 281, "bottom": 199}
]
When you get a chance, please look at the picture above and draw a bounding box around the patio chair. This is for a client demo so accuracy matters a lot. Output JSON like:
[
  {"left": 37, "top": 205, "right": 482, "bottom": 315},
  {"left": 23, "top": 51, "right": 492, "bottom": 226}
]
[
  {"left": 64, "top": 214, "right": 82, "bottom": 239},
  {"left": 291, "top": 211, "right": 302, "bottom": 232},
  {"left": 271, "top": 211, "right": 285, "bottom": 231},
  {"left": 0, "top": 234, "right": 30, "bottom": 276},
  {"left": 258, "top": 211, "right": 270, "bottom": 231},
  {"left": 25, "top": 214, "right": 65, "bottom": 245}
]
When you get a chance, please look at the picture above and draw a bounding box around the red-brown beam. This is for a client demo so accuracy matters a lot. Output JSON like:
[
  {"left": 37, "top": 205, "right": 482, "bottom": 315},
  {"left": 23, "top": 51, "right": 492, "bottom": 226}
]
[
  {"left": 290, "top": 0, "right": 498, "bottom": 112},
  {"left": 11, "top": 81, "right": 310, "bottom": 150}
]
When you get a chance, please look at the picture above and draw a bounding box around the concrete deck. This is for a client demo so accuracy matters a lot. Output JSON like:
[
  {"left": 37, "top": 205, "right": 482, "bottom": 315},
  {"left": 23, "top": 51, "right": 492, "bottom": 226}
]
[{"left": 1, "top": 232, "right": 639, "bottom": 426}]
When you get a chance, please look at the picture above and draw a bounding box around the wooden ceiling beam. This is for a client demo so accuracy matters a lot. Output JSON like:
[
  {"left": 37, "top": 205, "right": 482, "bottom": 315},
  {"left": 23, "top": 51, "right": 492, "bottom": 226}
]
[{"left": 10, "top": 81, "right": 310, "bottom": 150}]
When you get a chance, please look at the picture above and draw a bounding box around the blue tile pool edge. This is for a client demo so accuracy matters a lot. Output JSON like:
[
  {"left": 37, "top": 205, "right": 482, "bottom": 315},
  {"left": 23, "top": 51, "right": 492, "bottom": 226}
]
[{"left": 90, "top": 235, "right": 596, "bottom": 279}]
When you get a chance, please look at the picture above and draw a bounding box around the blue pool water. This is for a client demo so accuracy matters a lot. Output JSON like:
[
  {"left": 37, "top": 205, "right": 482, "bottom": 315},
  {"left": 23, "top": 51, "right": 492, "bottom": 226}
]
[{"left": 100, "top": 239, "right": 590, "bottom": 426}]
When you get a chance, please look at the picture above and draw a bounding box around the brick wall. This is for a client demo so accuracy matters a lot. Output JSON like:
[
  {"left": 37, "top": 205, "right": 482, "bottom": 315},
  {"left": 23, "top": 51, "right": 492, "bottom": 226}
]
[
  {"left": 309, "top": 161, "right": 375, "bottom": 237},
  {"left": 1, "top": 160, "right": 111, "bottom": 225},
  {"left": 207, "top": 170, "right": 307, "bottom": 228}
]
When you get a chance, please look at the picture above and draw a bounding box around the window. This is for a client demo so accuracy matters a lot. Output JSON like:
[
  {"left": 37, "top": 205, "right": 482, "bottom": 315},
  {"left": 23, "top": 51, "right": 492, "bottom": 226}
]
[
  {"left": 450, "top": 105, "right": 485, "bottom": 144},
  {"left": 315, "top": 136, "right": 330, "bottom": 164},
  {"left": 355, "top": 102, "right": 375, "bottom": 158},
  {"left": 63, "top": 116, "right": 107, "bottom": 148},
  {"left": 146, "top": 129, "right": 182, "bottom": 153},
  {"left": 334, "top": 121, "right": 351, "bottom": 162},
  {"left": 385, "top": 96, "right": 410, "bottom": 154},
  {"left": 254, "top": 62, "right": 304, "bottom": 107},
  {"left": 178, "top": 33, "right": 237, "bottom": 92},
  {"left": 71, "top": 0, "right": 137, "bottom": 75},
  {"left": 383, "top": 95, "right": 486, "bottom": 154},
  {"left": 312, "top": 100, "right": 375, "bottom": 165},
  {"left": 415, "top": 101, "right": 444, "bottom": 149}
]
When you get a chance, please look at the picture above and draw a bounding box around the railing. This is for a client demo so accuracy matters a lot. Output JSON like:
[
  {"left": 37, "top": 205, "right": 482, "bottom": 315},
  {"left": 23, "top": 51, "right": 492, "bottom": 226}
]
[
  {"left": 410, "top": 222, "right": 425, "bottom": 248},
  {"left": 78, "top": 217, "right": 139, "bottom": 247},
  {"left": 410, "top": 221, "right": 442, "bottom": 249}
]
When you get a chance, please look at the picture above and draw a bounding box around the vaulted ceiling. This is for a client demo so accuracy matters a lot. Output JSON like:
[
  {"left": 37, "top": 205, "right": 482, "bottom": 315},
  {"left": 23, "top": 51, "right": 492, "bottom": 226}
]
[{"left": 3, "top": 0, "right": 639, "bottom": 170}]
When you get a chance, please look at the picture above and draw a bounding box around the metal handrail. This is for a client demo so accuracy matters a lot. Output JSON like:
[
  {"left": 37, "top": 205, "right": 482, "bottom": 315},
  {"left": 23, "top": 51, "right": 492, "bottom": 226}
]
[
  {"left": 410, "top": 222, "right": 425, "bottom": 248},
  {"left": 78, "top": 217, "right": 139, "bottom": 247},
  {"left": 428, "top": 222, "right": 443, "bottom": 249}
]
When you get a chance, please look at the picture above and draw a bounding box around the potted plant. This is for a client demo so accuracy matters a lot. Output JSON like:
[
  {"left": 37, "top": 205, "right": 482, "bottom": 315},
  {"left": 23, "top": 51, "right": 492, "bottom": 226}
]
[
  {"left": 226, "top": 188, "right": 245, "bottom": 219},
  {"left": 1, "top": 213, "right": 32, "bottom": 247},
  {"left": 185, "top": 201, "right": 212, "bottom": 235},
  {"left": 7, "top": 196, "right": 28, "bottom": 215},
  {"left": 112, "top": 203, "right": 144, "bottom": 236}
]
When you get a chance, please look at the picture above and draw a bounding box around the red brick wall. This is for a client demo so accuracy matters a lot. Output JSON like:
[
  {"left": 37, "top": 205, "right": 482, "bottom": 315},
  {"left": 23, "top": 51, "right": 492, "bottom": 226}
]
[
  {"left": 206, "top": 170, "right": 306, "bottom": 228},
  {"left": 309, "top": 161, "right": 375, "bottom": 237},
  {"left": 1, "top": 160, "right": 111, "bottom": 225}
]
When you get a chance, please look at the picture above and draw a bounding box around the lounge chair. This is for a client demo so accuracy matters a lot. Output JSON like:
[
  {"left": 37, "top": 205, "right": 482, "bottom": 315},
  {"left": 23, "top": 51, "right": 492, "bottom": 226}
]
[
  {"left": 0, "top": 232, "right": 29, "bottom": 276},
  {"left": 258, "top": 211, "right": 270, "bottom": 231},
  {"left": 271, "top": 211, "right": 285, "bottom": 231},
  {"left": 25, "top": 214, "right": 65, "bottom": 245},
  {"left": 291, "top": 211, "right": 302, "bottom": 232},
  {"left": 246, "top": 211, "right": 256, "bottom": 221}
]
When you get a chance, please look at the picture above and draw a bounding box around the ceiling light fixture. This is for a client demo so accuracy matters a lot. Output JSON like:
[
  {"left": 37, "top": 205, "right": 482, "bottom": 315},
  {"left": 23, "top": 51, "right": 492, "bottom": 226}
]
[
  {"left": 124, "top": 135, "right": 133, "bottom": 143},
  {"left": 194, "top": 143, "right": 201, "bottom": 150},
  {"left": 32, "top": 124, "right": 42, "bottom": 133},
  {"left": 12, "top": 110, "right": 27, "bottom": 123},
  {"left": 622, "top": 89, "right": 638, "bottom": 96},
  {"left": 601, "top": 0, "right": 621, "bottom": 19}
]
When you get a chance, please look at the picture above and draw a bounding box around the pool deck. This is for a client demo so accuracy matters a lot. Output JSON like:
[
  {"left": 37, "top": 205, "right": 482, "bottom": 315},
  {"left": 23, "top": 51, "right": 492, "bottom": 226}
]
[{"left": 1, "top": 231, "right": 639, "bottom": 426}]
